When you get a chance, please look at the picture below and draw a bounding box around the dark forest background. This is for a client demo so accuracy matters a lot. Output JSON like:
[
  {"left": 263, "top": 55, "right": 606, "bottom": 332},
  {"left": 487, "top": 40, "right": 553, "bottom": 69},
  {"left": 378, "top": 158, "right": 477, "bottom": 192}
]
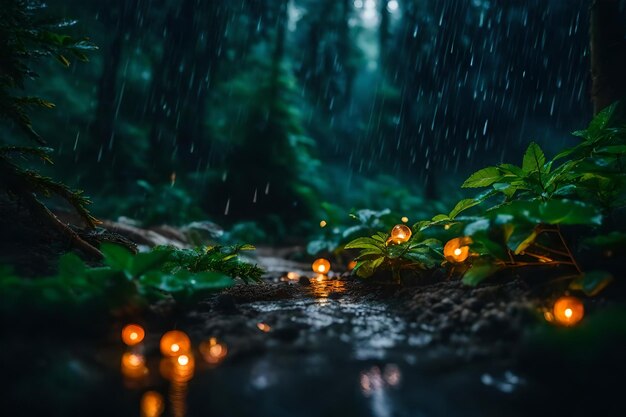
[{"left": 17, "top": 0, "right": 618, "bottom": 239}]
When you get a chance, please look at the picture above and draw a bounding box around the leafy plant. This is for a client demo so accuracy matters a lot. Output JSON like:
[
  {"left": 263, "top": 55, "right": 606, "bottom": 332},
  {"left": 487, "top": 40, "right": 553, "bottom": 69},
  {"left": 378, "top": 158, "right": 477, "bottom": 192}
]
[
  {"left": 344, "top": 232, "right": 442, "bottom": 283},
  {"left": 0, "top": 0, "right": 99, "bottom": 257},
  {"left": 0, "top": 243, "right": 264, "bottom": 326},
  {"left": 344, "top": 102, "right": 625, "bottom": 295}
]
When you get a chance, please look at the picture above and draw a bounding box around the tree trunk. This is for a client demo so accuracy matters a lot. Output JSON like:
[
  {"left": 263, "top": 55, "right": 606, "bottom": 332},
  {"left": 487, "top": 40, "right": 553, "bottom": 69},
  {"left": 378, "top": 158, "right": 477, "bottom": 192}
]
[{"left": 590, "top": 0, "right": 626, "bottom": 114}]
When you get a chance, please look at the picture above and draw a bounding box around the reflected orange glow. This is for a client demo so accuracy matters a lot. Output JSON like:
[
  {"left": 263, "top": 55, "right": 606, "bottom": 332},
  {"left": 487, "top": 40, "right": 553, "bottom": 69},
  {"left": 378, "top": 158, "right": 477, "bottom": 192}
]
[
  {"left": 312, "top": 258, "right": 331, "bottom": 274},
  {"left": 311, "top": 277, "right": 346, "bottom": 299},
  {"left": 443, "top": 237, "right": 473, "bottom": 263},
  {"left": 543, "top": 310, "right": 554, "bottom": 322},
  {"left": 141, "top": 391, "right": 164, "bottom": 417},
  {"left": 281, "top": 271, "right": 301, "bottom": 282},
  {"left": 160, "top": 354, "right": 195, "bottom": 383},
  {"left": 553, "top": 296, "right": 584, "bottom": 326},
  {"left": 257, "top": 323, "right": 271, "bottom": 332},
  {"left": 199, "top": 337, "right": 228, "bottom": 364},
  {"left": 160, "top": 330, "right": 191, "bottom": 357},
  {"left": 348, "top": 260, "right": 357, "bottom": 270},
  {"left": 121, "top": 324, "right": 145, "bottom": 346},
  {"left": 390, "top": 224, "right": 412, "bottom": 244},
  {"left": 121, "top": 352, "right": 148, "bottom": 379},
  {"left": 169, "top": 382, "right": 187, "bottom": 417}
]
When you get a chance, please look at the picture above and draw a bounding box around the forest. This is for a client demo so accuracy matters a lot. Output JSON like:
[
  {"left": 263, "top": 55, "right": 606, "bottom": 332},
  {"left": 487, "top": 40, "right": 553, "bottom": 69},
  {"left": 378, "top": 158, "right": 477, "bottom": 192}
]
[{"left": 1, "top": 0, "right": 626, "bottom": 416}]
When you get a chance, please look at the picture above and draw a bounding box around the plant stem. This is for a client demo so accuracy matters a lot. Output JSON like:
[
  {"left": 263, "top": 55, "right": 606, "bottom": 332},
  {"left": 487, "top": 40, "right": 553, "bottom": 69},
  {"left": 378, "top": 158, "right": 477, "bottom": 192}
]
[
  {"left": 555, "top": 225, "right": 582, "bottom": 275},
  {"left": 532, "top": 242, "right": 571, "bottom": 258}
]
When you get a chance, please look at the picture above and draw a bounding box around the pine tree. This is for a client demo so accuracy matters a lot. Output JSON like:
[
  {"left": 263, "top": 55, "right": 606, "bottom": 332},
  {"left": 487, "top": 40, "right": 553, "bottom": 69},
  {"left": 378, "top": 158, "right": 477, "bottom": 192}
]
[{"left": 0, "top": 0, "right": 100, "bottom": 258}]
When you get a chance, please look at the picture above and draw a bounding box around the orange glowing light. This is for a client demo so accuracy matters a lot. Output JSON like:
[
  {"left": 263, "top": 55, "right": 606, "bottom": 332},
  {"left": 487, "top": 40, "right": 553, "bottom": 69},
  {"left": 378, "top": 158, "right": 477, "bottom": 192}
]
[
  {"left": 160, "top": 354, "right": 195, "bottom": 383},
  {"left": 320, "top": 220, "right": 327, "bottom": 228},
  {"left": 401, "top": 216, "right": 409, "bottom": 223},
  {"left": 257, "top": 323, "right": 271, "bottom": 332},
  {"left": 160, "top": 330, "right": 191, "bottom": 357},
  {"left": 390, "top": 224, "right": 412, "bottom": 244},
  {"left": 312, "top": 258, "right": 331, "bottom": 274},
  {"left": 443, "top": 237, "right": 472, "bottom": 263},
  {"left": 348, "top": 260, "right": 358, "bottom": 270},
  {"left": 553, "top": 296, "right": 584, "bottom": 326},
  {"left": 121, "top": 352, "right": 148, "bottom": 379},
  {"left": 199, "top": 337, "right": 228, "bottom": 364},
  {"left": 141, "top": 391, "right": 164, "bottom": 417},
  {"left": 121, "top": 324, "right": 145, "bottom": 346}
]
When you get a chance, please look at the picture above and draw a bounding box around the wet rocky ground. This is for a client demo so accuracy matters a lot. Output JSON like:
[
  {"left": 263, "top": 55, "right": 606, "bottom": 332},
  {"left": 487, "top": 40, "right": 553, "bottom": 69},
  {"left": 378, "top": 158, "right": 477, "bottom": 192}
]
[{"left": 2, "top": 244, "right": 625, "bottom": 417}]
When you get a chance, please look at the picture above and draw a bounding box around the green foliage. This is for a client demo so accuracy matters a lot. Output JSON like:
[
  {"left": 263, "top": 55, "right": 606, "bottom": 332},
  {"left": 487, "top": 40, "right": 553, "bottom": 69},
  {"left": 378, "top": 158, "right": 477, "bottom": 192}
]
[
  {"left": 0, "top": 243, "right": 263, "bottom": 324},
  {"left": 97, "top": 179, "right": 206, "bottom": 227},
  {"left": 345, "top": 102, "right": 626, "bottom": 293},
  {"left": 0, "top": 0, "right": 98, "bottom": 231},
  {"left": 156, "top": 244, "right": 263, "bottom": 284},
  {"left": 0, "top": 0, "right": 96, "bottom": 143},
  {"left": 345, "top": 232, "right": 442, "bottom": 280}
]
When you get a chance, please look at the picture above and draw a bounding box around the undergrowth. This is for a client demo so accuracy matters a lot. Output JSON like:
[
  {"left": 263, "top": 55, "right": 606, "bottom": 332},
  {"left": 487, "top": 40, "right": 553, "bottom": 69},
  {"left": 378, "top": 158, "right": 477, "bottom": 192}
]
[{"left": 344, "top": 101, "right": 626, "bottom": 295}]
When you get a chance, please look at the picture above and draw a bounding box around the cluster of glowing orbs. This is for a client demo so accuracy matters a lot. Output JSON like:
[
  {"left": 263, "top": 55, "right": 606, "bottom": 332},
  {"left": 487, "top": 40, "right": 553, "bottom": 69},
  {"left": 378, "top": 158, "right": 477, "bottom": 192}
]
[
  {"left": 160, "top": 330, "right": 191, "bottom": 357},
  {"left": 121, "top": 324, "right": 145, "bottom": 346},
  {"left": 553, "top": 296, "right": 584, "bottom": 326},
  {"left": 312, "top": 258, "right": 331, "bottom": 274},
  {"left": 443, "top": 237, "right": 473, "bottom": 263},
  {"left": 389, "top": 224, "right": 412, "bottom": 244},
  {"left": 199, "top": 337, "right": 228, "bottom": 364}
]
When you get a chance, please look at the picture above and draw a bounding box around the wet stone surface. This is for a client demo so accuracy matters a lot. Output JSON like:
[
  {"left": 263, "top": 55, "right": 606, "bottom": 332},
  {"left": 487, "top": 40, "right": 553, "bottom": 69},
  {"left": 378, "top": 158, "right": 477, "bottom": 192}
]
[{"left": 1, "top": 254, "right": 540, "bottom": 417}]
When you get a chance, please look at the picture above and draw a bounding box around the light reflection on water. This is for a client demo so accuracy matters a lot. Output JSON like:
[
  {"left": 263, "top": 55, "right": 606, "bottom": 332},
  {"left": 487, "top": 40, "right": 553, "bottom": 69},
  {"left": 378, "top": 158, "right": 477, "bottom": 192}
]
[
  {"left": 359, "top": 364, "right": 402, "bottom": 417},
  {"left": 113, "top": 279, "right": 523, "bottom": 417}
]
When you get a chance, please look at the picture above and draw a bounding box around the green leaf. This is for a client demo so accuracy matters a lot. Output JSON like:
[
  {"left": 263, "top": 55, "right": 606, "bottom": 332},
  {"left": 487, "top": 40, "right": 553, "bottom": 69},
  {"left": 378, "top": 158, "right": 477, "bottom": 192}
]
[
  {"left": 522, "top": 142, "right": 546, "bottom": 173},
  {"left": 354, "top": 257, "right": 385, "bottom": 278},
  {"left": 596, "top": 145, "right": 626, "bottom": 155},
  {"left": 493, "top": 182, "right": 516, "bottom": 198},
  {"left": 189, "top": 272, "right": 233, "bottom": 290},
  {"left": 570, "top": 271, "right": 614, "bottom": 296},
  {"left": 431, "top": 214, "right": 450, "bottom": 222},
  {"left": 470, "top": 232, "right": 508, "bottom": 261},
  {"left": 130, "top": 250, "right": 172, "bottom": 277},
  {"left": 587, "top": 103, "right": 617, "bottom": 138},
  {"left": 462, "top": 264, "right": 502, "bottom": 286},
  {"left": 498, "top": 163, "right": 526, "bottom": 178},
  {"left": 462, "top": 167, "right": 502, "bottom": 188},
  {"left": 508, "top": 228, "right": 538, "bottom": 255},
  {"left": 449, "top": 198, "right": 480, "bottom": 219},
  {"left": 101, "top": 243, "right": 134, "bottom": 271},
  {"left": 491, "top": 200, "right": 602, "bottom": 226},
  {"left": 344, "top": 237, "right": 384, "bottom": 250},
  {"left": 58, "top": 253, "right": 86, "bottom": 277}
]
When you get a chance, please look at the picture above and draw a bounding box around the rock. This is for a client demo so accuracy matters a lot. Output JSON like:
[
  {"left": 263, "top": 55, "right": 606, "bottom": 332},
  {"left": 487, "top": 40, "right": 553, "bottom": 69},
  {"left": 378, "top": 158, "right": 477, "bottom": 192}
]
[
  {"left": 464, "top": 297, "right": 483, "bottom": 312},
  {"left": 470, "top": 319, "right": 493, "bottom": 337},
  {"left": 215, "top": 294, "right": 239, "bottom": 314},
  {"left": 460, "top": 308, "right": 477, "bottom": 323},
  {"left": 298, "top": 276, "right": 311, "bottom": 286}
]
